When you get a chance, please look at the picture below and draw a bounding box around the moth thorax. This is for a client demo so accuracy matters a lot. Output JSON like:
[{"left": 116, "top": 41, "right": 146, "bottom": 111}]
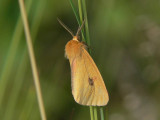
[{"left": 65, "top": 40, "right": 82, "bottom": 60}]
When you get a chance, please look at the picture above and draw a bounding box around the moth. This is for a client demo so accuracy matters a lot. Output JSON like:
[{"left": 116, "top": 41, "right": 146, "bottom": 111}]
[{"left": 58, "top": 19, "right": 109, "bottom": 106}]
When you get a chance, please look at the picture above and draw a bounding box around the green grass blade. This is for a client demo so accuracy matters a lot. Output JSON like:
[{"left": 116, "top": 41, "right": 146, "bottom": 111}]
[
  {"left": 90, "top": 106, "right": 94, "bottom": 120},
  {"left": 77, "top": 0, "right": 85, "bottom": 42},
  {"left": 94, "top": 107, "right": 98, "bottom": 120},
  {"left": 78, "top": 0, "right": 83, "bottom": 22},
  {"left": 69, "top": 0, "right": 85, "bottom": 41},
  {"left": 77, "top": 0, "right": 95, "bottom": 120},
  {"left": 69, "top": 0, "right": 80, "bottom": 25},
  {"left": 82, "top": 0, "right": 90, "bottom": 47},
  {"left": 0, "top": 0, "right": 32, "bottom": 110},
  {"left": 100, "top": 107, "right": 104, "bottom": 120},
  {"left": 75, "top": 0, "right": 95, "bottom": 120}
]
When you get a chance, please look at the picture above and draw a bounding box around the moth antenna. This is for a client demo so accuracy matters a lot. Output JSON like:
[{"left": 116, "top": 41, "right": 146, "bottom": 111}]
[
  {"left": 76, "top": 19, "right": 85, "bottom": 37},
  {"left": 57, "top": 18, "right": 74, "bottom": 37}
]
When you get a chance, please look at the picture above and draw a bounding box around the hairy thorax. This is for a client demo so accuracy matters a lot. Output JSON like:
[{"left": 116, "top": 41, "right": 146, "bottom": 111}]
[{"left": 65, "top": 39, "right": 86, "bottom": 62}]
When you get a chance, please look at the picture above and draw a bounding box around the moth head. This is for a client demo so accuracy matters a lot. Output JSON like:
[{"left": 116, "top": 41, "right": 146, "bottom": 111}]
[
  {"left": 57, "top": 18, "right": 85, "bottom": 41},
  {"left": 73, "top": 36, "right": 79, "bottom": 41}
]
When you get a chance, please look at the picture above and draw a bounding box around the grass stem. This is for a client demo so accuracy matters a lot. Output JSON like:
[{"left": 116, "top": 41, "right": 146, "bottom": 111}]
[
  {"left": 70, "top": 1, "right": 102, "bottom": 120},
  {"left": 69, "top": 0, "right": 85, "bottom": 41},
  {"left": 100, "top": 107, "right": 104, "bottom": 120},
  {"left": 78, "top": 0, "right": 83, "bottom": 23},
  {"left": 69, "top": 0, "right": 80, "bottom": 25},
  {"left": 77, "top": 0, "right": 95, "bottom": 120},
  {"left": 90, "top": 106, "right": 94, "bottom": 120},
  {"left": 94, "top": 107, "right": 98, "bottom": 120},
  {"left": 82, "top": 0, "right": 90, "bottom": 47},
  {"left": 3, "top": 1, "right": 44, "bottom": 119},
  {"left": 78, "top": 0, "right": 85, "bottom": 42},
  {"left": 18, "top": 0, "right": 47, "bottom": 120}
]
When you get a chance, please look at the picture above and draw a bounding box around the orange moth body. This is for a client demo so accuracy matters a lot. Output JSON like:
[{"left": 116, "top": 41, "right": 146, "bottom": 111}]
[
  {"left": 65, "top": 36, "right": 109, "bottom": 106},
  {"left": 58, "top": 18, "right": 109, "bottom": 106}
]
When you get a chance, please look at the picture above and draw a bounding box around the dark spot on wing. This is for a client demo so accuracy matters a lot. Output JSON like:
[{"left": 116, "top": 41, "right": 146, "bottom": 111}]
[{"left": 88, "top": 77, "right": 94, "bottom": 86}]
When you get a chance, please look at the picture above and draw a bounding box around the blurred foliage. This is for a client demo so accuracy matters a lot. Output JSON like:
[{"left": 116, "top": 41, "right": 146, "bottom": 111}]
[{"left": 0, "top": 0, "right": 160, "bottom": 120}]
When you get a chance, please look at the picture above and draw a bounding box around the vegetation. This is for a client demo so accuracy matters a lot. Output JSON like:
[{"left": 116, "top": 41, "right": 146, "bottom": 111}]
[{"left": 0, "top": 0, "right": 160, "bottom": 120}]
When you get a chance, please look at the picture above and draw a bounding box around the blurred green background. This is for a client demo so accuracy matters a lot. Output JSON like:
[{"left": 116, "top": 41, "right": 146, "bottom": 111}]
[{"left": 0, "top": 0, "right": 160, "bottom": 120}]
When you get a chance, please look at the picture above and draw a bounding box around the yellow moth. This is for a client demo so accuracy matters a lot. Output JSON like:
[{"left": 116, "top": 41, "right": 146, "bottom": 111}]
[{"left": 58, "top": 19, "right": 109, "bottom": 106}]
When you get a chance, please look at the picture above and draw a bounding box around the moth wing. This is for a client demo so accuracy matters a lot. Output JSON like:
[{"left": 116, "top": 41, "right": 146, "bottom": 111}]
[{"left": 71, "top": 48, "right": 109, "bottom": 106}]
